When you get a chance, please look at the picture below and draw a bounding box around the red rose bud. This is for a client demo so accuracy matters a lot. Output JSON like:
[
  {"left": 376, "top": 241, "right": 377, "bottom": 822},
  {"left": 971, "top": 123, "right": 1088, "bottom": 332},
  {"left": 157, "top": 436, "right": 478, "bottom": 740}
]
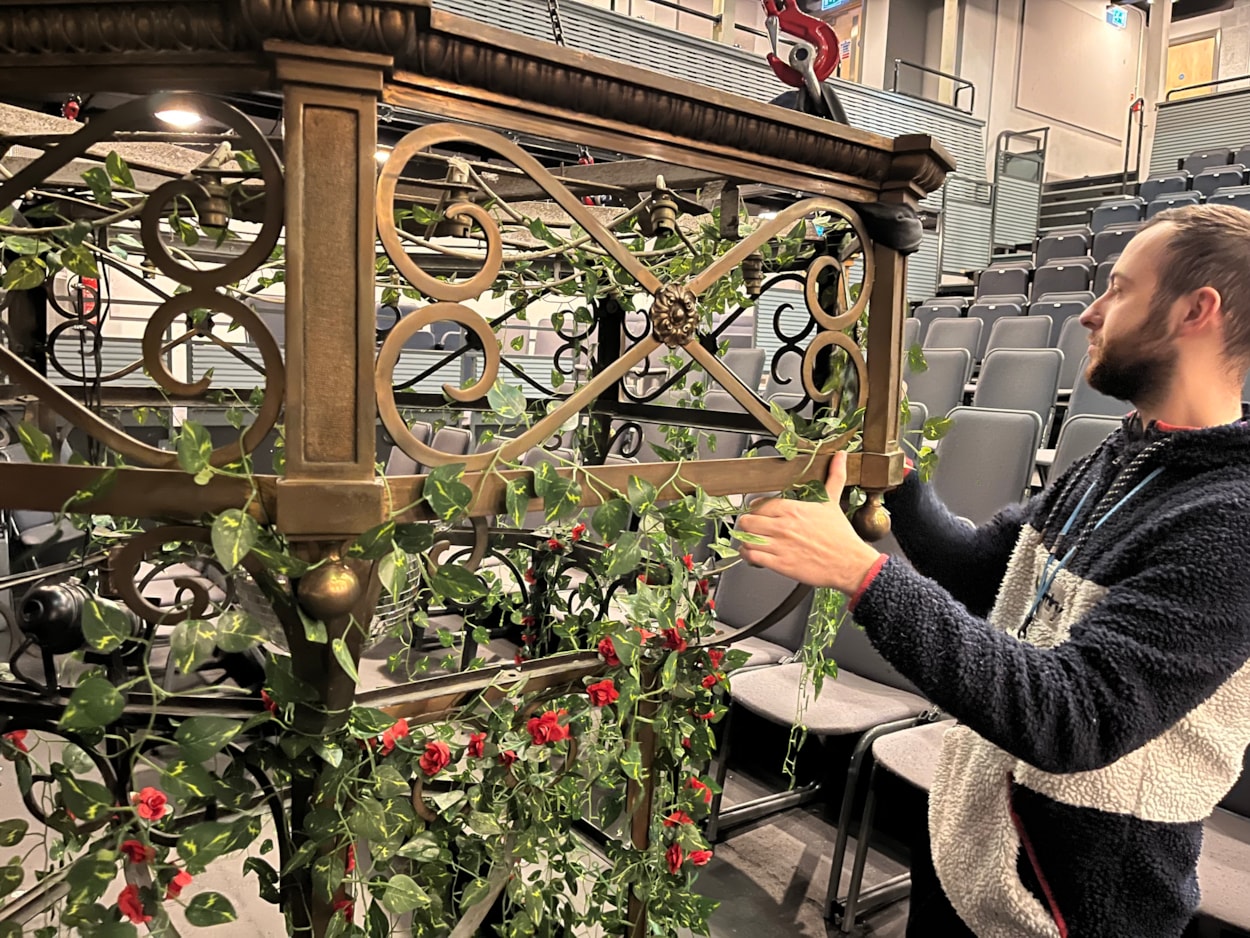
[
  {"left": 165, "top": 869, "right": 192, "bottom": 900},
  {"left": 521, "top": 615, "right": 537, "bottom": 627},
  {"left": 697, "top": 710, "right": 716, "bottom": 721},
  {"left": 333, "top": 898, "right": 354, "bottom": 920},
  {"left": 524, "top": 568, "right": 537, "bottom": 584},
  {"left": 547, "top": 538, "right": 563, "bottom": 552},
  {"left": 522, "top": 634, "right": 534, "bottom": 644},
  {"left": 468, "top": 732, "right": 487, "bottom": 758},
  {"left": 514, "top": 653, "right": 525, "bottom": 666},
  {"left": 688, "top": 777, "right": 714, "bottom": 805},
  {"left": 3, "top": 730, "right": 29, "bottom": 754},
  {"left": 682, "top": 554, "right": 694, "bottom": 571},
  {"left": 636, "top": 573, "right": 648, "bottom": 585},
  {"left": 345, "top": 842, "right": 357, "bottom": 874},
  {"left": 117, "top": 884, "right": 151, "bottom": 925},
  {"left": 663, "top": 811, "right": 693, "bottom": 827},
  {"left": 691, "top": 849, "right": 713, "bottom": 867},
  {"left": 133, "top": 787, "right": 168, "bottom": 821},
  {"left": 701, "top": 673, "right": 719, "bottom": 689},
  {"left": 597, "top": 636, "right": 620, "bottom": 667},
  {"left": 571, "top": 523, "right": 587, "bottom": 541},
  {"left": 707, "top": 649, "right": 725, "bottom": 670},
  {"left": 120, "top": 839, "right": 155, "bottom": 864},
  {"left": 696, "top": 578, "right": 710, "bottom": 596},
  {"left": 419, "top": 740, "right": 452, "bottom": 776},
  {"left": 666, "top": 842, "right": 684, "bottom": 875},
  {"left": 526, "top": 709, "right": 571, "bottom": 745},
  {"left": 499, "top": 750, "right": 518, "bottom": 767},
  {"left": 661, "top": 628, "right": 687, "bottom": 653},
  {"left": 260, "top": 690, "right": 278, "bottom": 714},
  {"left": 682, "top": 737, "right": 692, "bottom": 749},
  {"left": 586, "top": 679, "right": 620, "bottom": 707}
]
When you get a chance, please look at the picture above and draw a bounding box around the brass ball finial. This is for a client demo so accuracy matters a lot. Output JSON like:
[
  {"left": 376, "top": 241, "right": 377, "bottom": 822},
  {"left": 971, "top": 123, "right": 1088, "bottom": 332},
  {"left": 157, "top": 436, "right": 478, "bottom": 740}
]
[
  {"left": 297, "top": 559, "right": 362, "bottom": 621},
  {"left": 851, "top": 492, "right": 892, "bottom": 542}
]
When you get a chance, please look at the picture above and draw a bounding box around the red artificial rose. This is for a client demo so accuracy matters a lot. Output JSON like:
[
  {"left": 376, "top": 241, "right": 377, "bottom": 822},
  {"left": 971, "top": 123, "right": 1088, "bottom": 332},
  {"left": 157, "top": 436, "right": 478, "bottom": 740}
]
[
  {"left": 706, "top": 598, "right": 716, "bottom": 611},
  {"left": 419, "top": 740, "right": 452, "bottom": 776},
  {"left": 166, "top": 869, "right": 192, "bottom": 899},
  {"left": 636, "top": 573, "right": 648, "bottom": 585},
  {"left": 666, "top": 842, "right": 684, "bottom": 875},
  {"left": 333, "top": 898, "right": 354, "bottom": 920},
  {"left": 696, "top": 710, "right": 716, "bottom": 721},
  {"left": 3, "top": 730, "right": 28, "bottom": 754},
  {"left": 598, "top": 636, "right": 620, "bottom": 667},
  {"left": 526, "top": 709, "right": 570, "bottom": 745},
  {"left": 524, "top": 568, "right": 537, "bottom": 584},
  {"left": 681, "top": 737, "right": 692, "bottom": 749},
  {"left": 701, "top": 673, "right": 719, "bottom": 690},
  {"left": 661, "top": 628, "right": 687, "bottom": 653},
  {"left": 468, "top": 732, "right": 486, "bottom": 758},
  {"left": 514, "top": 653, "right": 525, "bottom": 666},
  {"left": 547, "top": 537, "right": 563, "bottom": 552},
  {"left": 695, "top": 578, "right": 710, "bottom": 596},
  {"left": 586, "top": 679, "right": 619, "bottom": 708},
  {"left": 133, "top": 787, "right": 168, "bottom": 821},
  {"left": 688, "top": 777, "right": 714, "bottom": 805},
  {"left": 522, "top": 634, "right": 535, "bottom": 645},
  {"left": 345, "top": 842, "right": 357, "bottom": 874},
  {"left": 682, "top": 554, "right": 694, "bottom": 571},
  {"left": 117, "top": 884, "right": 151, "bottom": 924},
  {"left": 120, "top": 839, "right": 154, "bottom": 864},
  {"left": 571, "top": 523, "right": 587, "bottom": 541},
  {"left": 636, "top": 627, "right": 656, "bottom": 642},
  {"left": 499, "top": 750, "right": 518, "bottom": 768},
  {"left": 690, "top": 849, "right": 713, "bottom": 867},
  {"left": 380, "top": 718, "right": 410, "bottom": 756},
  {"left": 260, "top": 690, "right": 278, "bottom": 714},
  {"left": 706, "top": 649, "right": 724, "bottom": 670},
  {"left": 521, "top": 615, "right": 537, "bottom": 627},
  {"left": 663, "top": 811, "right": 693, "bottom": 827}
]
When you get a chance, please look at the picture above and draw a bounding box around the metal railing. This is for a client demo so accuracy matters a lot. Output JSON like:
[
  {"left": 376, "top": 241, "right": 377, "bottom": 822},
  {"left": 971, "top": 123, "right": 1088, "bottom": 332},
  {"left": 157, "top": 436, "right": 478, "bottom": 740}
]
[
  {"left": 1121, "top": 97, "right": 1145, "bottom": 195},
  {"left": 891, "top": 59, "right": 975, "bottom": 114},
  {"left": 1164, "top": 74, "right": 1250, "bottom": 102}
]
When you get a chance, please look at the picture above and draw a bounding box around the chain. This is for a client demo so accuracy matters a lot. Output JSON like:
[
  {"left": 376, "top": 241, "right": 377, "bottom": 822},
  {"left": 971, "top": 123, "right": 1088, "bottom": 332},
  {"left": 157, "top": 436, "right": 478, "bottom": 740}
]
[{"left": 544, "top": 0, "right": 593, "bottom": 165}]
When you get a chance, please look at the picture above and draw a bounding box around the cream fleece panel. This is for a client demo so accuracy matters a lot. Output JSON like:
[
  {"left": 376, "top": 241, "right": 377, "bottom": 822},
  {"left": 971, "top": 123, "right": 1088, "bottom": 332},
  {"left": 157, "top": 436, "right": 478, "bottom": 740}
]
[{"left": 929, "top": 725, "right": 1061, "bottom": 938}]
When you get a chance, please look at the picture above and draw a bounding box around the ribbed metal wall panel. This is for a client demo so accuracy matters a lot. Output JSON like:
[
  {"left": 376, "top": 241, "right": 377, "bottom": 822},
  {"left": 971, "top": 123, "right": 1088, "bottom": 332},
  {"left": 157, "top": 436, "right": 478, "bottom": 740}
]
[
  {"left": 907, "top": 231, "right": 940, "bottom": 301},
  {"left": 940, "top": 175, "right": 992, "bottom": 273},
  {"left": 49, "top": 337, "right": 154, "bottom": 388},
  {"left": 992, "top": 152, "right": 1043, "bottom": 248},
  {"left": 1150, "top": 90, "right": 1250, "bottom": 178},
  {"left": 188, "top": 343, "right": 268, "bottom": 391},
  {"left": 434, "top": 0, "right": 986, "bottom": 176}
]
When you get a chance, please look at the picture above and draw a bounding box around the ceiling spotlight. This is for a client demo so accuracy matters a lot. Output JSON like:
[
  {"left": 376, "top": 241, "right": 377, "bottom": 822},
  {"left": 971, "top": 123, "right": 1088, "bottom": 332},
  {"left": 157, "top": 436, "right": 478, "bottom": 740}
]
[{"left": 155, "top": 107, "right": 201, "bottom": 128}]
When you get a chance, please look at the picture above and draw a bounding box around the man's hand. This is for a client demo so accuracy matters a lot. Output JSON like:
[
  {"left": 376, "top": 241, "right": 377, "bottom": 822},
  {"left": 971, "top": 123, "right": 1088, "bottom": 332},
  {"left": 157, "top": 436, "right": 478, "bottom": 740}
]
[{"left": 737, "top": 451, "right": 883, "bottom": 594}]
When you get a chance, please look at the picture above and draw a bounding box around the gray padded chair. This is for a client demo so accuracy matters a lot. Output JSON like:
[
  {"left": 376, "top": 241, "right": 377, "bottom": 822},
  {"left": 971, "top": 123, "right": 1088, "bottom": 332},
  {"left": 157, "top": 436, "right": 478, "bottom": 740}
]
[
  {"left": 1139, "top": 172, "right": 1189, "bottom": 203},
  {"left": 924, "top": 318, "right": 983, "bottom": 367},
  {"left": 1035, "top": 231, "right": 1090, "bottom": 267},
  {"left": 1194, "top": 164, "right": 1246, "bottom": 199},
  {"left": 1094, "top": 259, "right": 1115, "bottom": 296},
  {"left": 1049, "top": 414, "right": 1121, "bottom": 478},
  {"left": 721, "top": 347, "right": 766, "bottom": 395},
  {"left": 905, "top": 348, "right": 972, "bottom": 419},
  {"left": 912, "top": 304, "right": 961, "bottom": 344},
  {"left": 976, "top": 265, "right": 1030, "bottom": 299},
  {"left": 971, "top": 348, "right": 1063, "bottom": 430},
  {"left": 966, "top": 302, "right": 1023, "bottom": 360},
  {"left": 384, "top": 421, "right": 432, "bottom": 475},
  {"left": 901, "top": 316, "right": 921, "bottom": 351},
  {"left": 932, "top": 407, "right": 1044, "bottom": 523},
  {"left": 1032, "top": 261, "right": 1092, "bottom": 299},
  {"left": 902, "top": 400, "right": 928, "bottom": 457},
  {"left": 1030, "top": 301, "right": 1084, "bottom": 342},
  {"left": 1056, "top": 316, "right": 1091, "bottom": 394},
  {"left": 417, "top": 425, "right": 472, "bottom": 473},
  {"left": 1092, "top": 225, "right": 1141, "bottom": 264},
  {"left": 1208, "top": 185, "right": 1250, "bottom": 211},
  {"left": 1147, "top": 190, "right": 1203, "bottom": 219},
  {"left": 984, "top": 314, "right": 1053, "bottom": 355},
  {"left": 1068, "top": 353, "right": 1131, "bottom": 418},
  {"left": 717, "top": 554, "right": 816, "bottom": 671},
  {"left": 1090, "top": 198, "right": 1144, "bottom": 234},
  {"left": 1033, "top": 290, "right": 1095, "bottom": 307},
  {"left": 1183, "top": 149, "right": 1233, "bottom": 174}
]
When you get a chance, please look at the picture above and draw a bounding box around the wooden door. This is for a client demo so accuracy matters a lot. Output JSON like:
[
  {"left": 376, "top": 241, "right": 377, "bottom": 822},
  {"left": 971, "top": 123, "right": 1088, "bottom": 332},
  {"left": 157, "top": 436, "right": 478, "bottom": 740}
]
[{"left": 1167, "top": 35, "right": 1218, "bottom": 101}]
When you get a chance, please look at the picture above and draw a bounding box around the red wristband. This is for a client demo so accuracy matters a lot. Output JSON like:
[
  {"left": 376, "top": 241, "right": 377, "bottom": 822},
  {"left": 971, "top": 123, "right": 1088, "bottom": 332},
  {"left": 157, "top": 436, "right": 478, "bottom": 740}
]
[{"left": 849, "top": 554, "right": 889, "bottom": 613}]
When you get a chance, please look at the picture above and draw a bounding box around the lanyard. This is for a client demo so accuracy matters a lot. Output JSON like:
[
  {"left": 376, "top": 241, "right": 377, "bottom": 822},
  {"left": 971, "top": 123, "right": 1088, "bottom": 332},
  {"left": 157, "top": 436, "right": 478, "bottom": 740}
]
[{"left": 1019, "top": 465, "right": 1165, "bottom": 638}]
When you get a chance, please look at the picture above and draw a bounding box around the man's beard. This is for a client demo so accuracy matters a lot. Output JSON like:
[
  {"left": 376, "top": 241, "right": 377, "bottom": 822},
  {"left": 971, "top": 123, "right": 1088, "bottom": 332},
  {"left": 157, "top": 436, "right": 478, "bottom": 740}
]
[{"left": 1086, "top": 300, "right": 1177, "bottom": 405}]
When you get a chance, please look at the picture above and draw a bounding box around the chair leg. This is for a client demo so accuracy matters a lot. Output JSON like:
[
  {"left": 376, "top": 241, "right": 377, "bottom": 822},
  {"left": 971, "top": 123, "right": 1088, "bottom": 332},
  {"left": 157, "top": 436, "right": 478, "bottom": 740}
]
[
  {"left": 705, "top": 703, "right": 734, "bottom": 843},
  {"left": 823, "top": 716, "right": 922, "bottom": 923},
  {"left": 839, "top": 760, "right": 882, "bottom": 933}
]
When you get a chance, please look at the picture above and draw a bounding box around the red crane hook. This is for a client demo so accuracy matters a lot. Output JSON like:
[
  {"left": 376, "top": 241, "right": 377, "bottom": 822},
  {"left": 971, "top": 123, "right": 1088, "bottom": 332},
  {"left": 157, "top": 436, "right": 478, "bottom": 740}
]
[{"left": 761, "top": 0, "right": 841, "bottom": 89}]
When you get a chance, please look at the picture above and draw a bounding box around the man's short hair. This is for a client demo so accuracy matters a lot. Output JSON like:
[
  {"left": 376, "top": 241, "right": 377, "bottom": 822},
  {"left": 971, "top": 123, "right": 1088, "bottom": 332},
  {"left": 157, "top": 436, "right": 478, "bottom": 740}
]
[{"left": 1143, "top": 203, "right": 1250, "bottom": 371}]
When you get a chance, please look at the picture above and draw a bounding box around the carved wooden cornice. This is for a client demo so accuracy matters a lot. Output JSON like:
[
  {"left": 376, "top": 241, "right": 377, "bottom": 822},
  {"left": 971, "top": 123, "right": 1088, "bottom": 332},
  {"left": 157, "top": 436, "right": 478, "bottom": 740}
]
[{"left": 0, "top": 0, "right": 953, "bottom": 201}]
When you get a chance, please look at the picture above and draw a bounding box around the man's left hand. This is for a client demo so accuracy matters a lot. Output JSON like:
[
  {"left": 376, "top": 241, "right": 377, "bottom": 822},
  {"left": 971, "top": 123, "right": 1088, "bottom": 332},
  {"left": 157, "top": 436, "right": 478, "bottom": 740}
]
[{"left": 737, "top": 450, "right": 882, "bottom": 594}]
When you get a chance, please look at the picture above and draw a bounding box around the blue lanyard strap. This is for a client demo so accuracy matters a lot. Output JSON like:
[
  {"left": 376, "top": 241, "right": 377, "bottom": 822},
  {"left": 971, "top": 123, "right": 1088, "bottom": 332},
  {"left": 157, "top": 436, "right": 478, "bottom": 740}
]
[{"left": 1020, "top": 465, "right": 1165, "bottom": 638}]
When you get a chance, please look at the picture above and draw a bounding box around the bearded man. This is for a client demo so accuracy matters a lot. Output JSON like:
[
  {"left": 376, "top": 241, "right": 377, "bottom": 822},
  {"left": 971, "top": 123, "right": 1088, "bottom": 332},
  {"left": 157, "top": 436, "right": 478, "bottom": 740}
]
[{"left": 738, "top": 204, "right": 1250, "bottom": 938}]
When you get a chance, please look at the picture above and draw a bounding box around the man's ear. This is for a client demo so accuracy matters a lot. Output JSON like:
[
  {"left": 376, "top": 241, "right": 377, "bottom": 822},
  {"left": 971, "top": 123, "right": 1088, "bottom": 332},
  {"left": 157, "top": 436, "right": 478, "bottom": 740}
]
[{"left": 1177, "top": 285, "right": 1224, "bottom": 336}]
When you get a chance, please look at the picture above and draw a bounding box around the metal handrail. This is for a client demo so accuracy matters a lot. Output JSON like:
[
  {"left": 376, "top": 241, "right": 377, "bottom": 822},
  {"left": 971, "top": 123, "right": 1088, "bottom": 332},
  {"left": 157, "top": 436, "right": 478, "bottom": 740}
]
[
  {"left": 647, "top": 0, "right": 722, "bottom": 24},
  {"left": 1121, "top": 97, "right": 1145, "bottom": 194},
  {"left": 991, "top": 127, "right": 1048, "bottom": 252},
  {"left": 1164, "top": 74, "right": 1250, "bottom": 102},
  {"left": 891, "top": 59, "right": 975, "bottom": 114}
]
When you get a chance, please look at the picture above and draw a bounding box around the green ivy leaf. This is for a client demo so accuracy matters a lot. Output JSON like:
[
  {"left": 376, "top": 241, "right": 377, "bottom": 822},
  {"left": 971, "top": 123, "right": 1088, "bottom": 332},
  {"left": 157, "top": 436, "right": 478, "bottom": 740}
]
[
  {"left": 2, "top": 234, "right": 40, "bottom": 255},
  {"left": 16, "top": 421, "right": 54, "bottom": 463},
  {"left": 59, "top": 676, "right": 124, "bottom": 731},
  {"left": 176, "top": 420, "right": 214, "bottom": 474},
  {"left": 82, "top": 598, "right": 131, "bottom": 653},
  {"left": 0, "top": 858, "right": 26, "bottom": 900},
  {"left": 396, "top": 831, "right": 441, "bottom": 862},
  {"left": 54, "top": 768, "right": 115, "bottom": 822},
  {"left": 211, "top": 509, "right": 259, "bottom": 572},
  {"left": 591, "top": 498, "right": 630, "bottom": 544},
  {"left": 423, "top": 463, "right": 472, "bottom": 522},
  {"left": 394, "top": 522, "right": 436, "bottom": 554},
  {"left": 459, "top": 877, "right": 492, "bottom": 912},
  {"left": 0, "top": 819, "right": 27, "bottom": 847},
  {"left": 620, "top": 741, "right": 644, "bottom": 782},
  {"left": 907, "top": 343, "right": 928, "bottom": 374},
  {"left": 251, "top": 545, "right": 310, "bottom": 577},
  {"left": 243, "top": 857, "right": 281, "bottom": 905},
  {"left": 533, "top": 463, "right": 580, "bottom": 524},
  {"left": 175, "top": 717, "right": 242, "bottom": 762},
  {"left": 505, "top": 475, "right": 531, "bottom": 528},
  {"left": 331, "top": 637, "right": 359, "bottom": 683},
  {"left": 487, "top": 380, "right": 527, "bottom": 423},
  {"left": 1, "top": 255, "right": 47, "bottom": 290},
  {"left": 312, "top": 853, "right": 346, "bottom": 902},
  {"left": 922, "top": 415, "right": 953, "bottom": 441},
  {"left": 105, "top": 151, "right": 135, "bottom": 190},
  {"left": 60, "top": 243, "right": 98, "bottom": 279},
  {"left": 161, "top": 758, "right": 217, "bottom": 806},
  {"left": 0, "top": 921, "right": 21, "bottom": 938},
  {"left": 627, "top": 476, "right": 658, "bottom": 515},
  {"left": 215, "top": 609, "right": 266, "bottom": 653},
  {"left": 81, "top": 166, "right": 113, "bottom": 205},
  {"left": 348, "top": 520, "right": 396, "bottom": 560},
  {"left": 366, "top": 901, "right": 389, "bottom": 938},
  {"left": 605, "top": 532, "right": 643, "bottom": 579},
  {"left": 378, "top": 547, "right": 408, "bottom": 599},
  {"left": 428, "top": 564, "right": 486, "bottom": 605},
  {"left": 383, "top": 874, "right": 432, "bottom": 915},
  {"left": 177, "top": 821, "right": 247, "bottom": 874},
  {"left": 298, "top": 605, "right": 327, "bottom": 644},
  {"left": 184, "top": 891, "right": 238, "bottom": 927},
  {"left": 264, "top": 654, "right": 318, "bottom": 704},
  {"left": 170, "top": 619, "right": 218, "bottom": 674}
]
